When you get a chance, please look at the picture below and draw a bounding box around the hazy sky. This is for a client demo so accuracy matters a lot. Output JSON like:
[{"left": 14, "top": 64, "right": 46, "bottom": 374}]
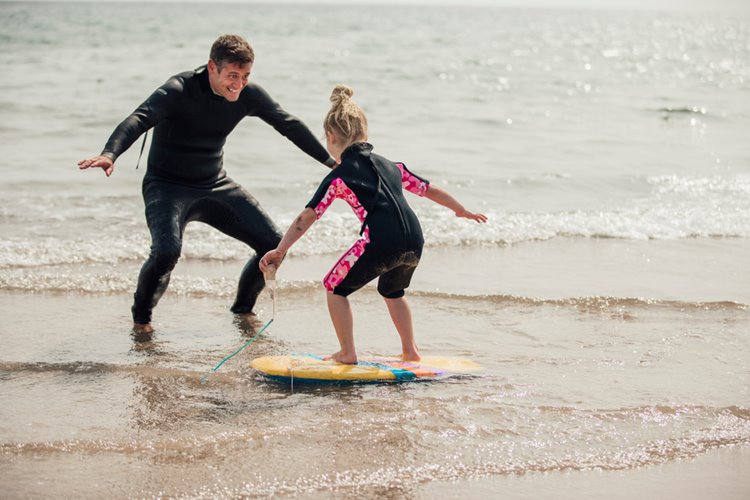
[
  {"left": 7, "top": 0, "right": 750, "bottom": 8},
  {"left": 257, "top": 0, "right": 748, "bottom": 6},
  {"left": 284, "top": 0, "right": 750, "bottom": 10}
]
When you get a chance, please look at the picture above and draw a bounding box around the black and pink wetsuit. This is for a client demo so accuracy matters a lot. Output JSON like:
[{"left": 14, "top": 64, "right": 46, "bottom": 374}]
[
  {"left": 306, "top": 142, "right": 430, "bottom": 298},
  {"left": 99, "top": 65, "right": 334, "bottom": 324}
]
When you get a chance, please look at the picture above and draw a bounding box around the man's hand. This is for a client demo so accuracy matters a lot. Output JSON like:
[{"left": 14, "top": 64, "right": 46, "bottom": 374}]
[{"left": 78, "top": 155, "right": 114, "bottom": 177}]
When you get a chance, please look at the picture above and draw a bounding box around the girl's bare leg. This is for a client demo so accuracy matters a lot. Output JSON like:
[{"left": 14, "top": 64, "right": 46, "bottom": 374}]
[
  {"left": 385, "top": 296, "right": 420, "bottom": 361},
  {"left": 324, "top": 293, "right": 358, "bottom": 364}
]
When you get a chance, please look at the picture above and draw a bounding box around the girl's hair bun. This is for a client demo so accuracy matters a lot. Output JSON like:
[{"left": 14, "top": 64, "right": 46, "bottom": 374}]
[
  {"left": 330, "top": 84, "right": 354, "bottom": 105},
  {"left": 324, "top": 84, "right": 367, "bottom": 144}
]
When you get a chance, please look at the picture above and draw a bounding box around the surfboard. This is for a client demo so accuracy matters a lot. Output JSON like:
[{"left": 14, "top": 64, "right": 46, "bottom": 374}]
[{"left": 250, "top": 354, "right": 482, "bottom": 383}]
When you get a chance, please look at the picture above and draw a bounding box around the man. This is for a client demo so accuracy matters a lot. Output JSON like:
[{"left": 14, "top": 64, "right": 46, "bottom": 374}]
[{"left": 78, "top": 34, "right": 335, "bottom": 333}]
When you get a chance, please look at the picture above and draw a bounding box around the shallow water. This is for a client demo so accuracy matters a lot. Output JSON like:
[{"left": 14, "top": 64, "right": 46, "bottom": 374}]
[{"left": 2, "top": 240, "right": 749, "bottom": 497}]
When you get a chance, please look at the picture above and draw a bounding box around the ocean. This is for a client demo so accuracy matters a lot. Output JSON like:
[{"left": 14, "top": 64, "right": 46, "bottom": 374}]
[{"left": 1, "top": 1, "right": 749, "bottom": 498}]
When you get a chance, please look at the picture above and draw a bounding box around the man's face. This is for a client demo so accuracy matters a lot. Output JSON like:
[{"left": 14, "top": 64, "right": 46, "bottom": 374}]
[{"left": 208, "top": 60, "right": 252, "bottom": 102}]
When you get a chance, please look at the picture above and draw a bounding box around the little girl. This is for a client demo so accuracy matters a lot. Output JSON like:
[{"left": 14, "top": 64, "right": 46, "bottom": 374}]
[{"left": 260, "top": 85, "right": 487, "bottom": 364}]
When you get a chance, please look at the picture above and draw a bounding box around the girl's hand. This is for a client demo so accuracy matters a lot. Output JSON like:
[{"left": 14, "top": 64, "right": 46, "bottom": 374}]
[
  {"left": 260, "top": 249, "right": 285, "bottom": 272},
  {"left": 456, "top": 209, "right": 488, "bottom": 223}
]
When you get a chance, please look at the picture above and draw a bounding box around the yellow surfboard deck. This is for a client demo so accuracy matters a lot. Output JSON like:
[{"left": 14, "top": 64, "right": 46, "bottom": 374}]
[{"left": 250, "top": 354, "right": 482, "bottom": 383}]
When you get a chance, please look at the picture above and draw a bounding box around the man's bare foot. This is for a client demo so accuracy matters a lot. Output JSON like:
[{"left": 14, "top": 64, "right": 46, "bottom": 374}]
[
  {"left": 233, "top": 312, "right": 262, "bottom": 336},
  {"left": 131, "top": 323, "right": 154, "bottom": 343},
  {"left": 324, "top": 351, "right": 358, "bottom": 364},
  {"left": 132, "top": 323, "right": 154, "bottom": 334}
]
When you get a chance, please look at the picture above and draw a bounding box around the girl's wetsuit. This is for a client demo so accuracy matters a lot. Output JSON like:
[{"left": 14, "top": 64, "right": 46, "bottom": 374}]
[
  {"left": 100, "top": 65, "right": 333, "bottom": 324},
  {"left": 306, "top": 142, "right": 430, "bottom": 298}
]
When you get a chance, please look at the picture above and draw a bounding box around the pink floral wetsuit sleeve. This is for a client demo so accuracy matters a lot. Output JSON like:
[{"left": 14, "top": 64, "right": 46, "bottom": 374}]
[
  {"left": 310, "top": 178, "right": 368, "bottom": 223},
  {"left": 397, "top": 163, "right": 430, "bottom": 197}
]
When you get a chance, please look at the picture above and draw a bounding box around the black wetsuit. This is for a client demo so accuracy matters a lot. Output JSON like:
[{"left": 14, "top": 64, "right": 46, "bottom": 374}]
[
  {"left": 306, "top": 142, "right": 429, "bottom": 298},
  {"left": 100, "top": 65, "right": 333, "bottom": 324}
]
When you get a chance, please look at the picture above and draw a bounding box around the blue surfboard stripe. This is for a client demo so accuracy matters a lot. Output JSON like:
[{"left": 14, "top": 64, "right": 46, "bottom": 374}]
[{"left": 356, "top": 360, "right": 417, "bottom": 380}]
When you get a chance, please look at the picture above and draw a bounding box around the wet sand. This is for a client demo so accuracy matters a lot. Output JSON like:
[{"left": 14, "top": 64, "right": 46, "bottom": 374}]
[{"left": 416, "top": 445, "right": 750, "bottom": 500}]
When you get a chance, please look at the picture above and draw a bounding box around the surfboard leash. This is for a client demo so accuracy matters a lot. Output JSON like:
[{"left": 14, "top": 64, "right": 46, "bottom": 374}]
[
  {"left": 200, "top": 318, "right": 274, "bottom": 384},
  {"left": 200, "top": 266, "right": 278, "bottom": 384}
]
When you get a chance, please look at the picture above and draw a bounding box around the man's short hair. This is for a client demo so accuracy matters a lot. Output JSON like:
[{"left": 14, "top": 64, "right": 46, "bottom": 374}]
[{"left": 210, "top": 34, "right": 254, "bottom": 68}]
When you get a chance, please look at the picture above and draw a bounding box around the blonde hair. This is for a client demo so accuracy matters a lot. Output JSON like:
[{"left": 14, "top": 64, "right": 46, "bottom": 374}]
[{"left": 324, "top": 84, "right": 368, "bottom": 146}]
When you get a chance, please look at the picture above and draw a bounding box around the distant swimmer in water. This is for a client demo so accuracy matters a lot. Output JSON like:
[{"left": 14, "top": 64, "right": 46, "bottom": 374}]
[
  {"left": 78, "top": 34, "right": 336, "bottom": 335},
  {"left": 260, "top": 85, "right": 487, "bottom": 364}
]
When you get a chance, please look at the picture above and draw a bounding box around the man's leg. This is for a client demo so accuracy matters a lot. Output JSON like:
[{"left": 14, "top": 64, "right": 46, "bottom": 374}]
[
  {"left": 200, "top": 180, "right": 282, "bottom": 315},
  {"left": 131, "top": 182, "right": 187, "bottom": 326},
  {"left": 231, "top": 251, "right": 275, "bottom": 314}
]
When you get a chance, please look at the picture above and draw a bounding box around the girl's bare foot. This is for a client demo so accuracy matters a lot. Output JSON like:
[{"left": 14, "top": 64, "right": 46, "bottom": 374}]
[
  {"left": 400, "top": 350, "right": 421, "bottom": 362},
  {"left": 324, "top": 351, "right": 358, "bottom": 364}
]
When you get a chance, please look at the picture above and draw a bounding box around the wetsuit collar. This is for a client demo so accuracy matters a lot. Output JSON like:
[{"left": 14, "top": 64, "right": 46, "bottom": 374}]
[
  {"left": 195, "top": 64, "right": 225, "bottom": 100},
  {"left": 341, "top": 142, "right": 373, "bottom": 161}
]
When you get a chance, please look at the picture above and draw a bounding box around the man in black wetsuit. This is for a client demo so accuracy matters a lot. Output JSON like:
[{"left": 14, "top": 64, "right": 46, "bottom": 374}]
[{"left": 78, "top": 34, "right": 335, "bottom": 333}]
